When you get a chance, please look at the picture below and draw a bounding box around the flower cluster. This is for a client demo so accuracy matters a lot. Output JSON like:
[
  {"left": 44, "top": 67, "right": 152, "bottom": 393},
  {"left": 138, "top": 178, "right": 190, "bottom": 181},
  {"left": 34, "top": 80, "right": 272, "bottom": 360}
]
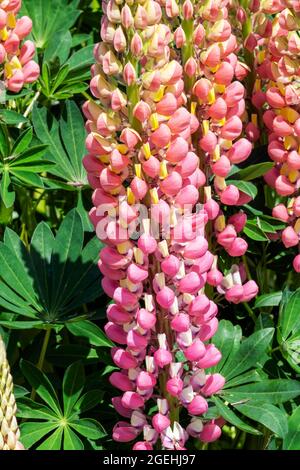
[
  {"left": 83, "top": 0, "right": 258, "bottom": 449},
  {"left": 0, "top": 335, "right": 24, "bottom": 450},
  {"left": 240, "top": 0, "right": 300, "bottom": 270},
  {"left": 0, "top": 0, "right": 40, "bottom": 92}
]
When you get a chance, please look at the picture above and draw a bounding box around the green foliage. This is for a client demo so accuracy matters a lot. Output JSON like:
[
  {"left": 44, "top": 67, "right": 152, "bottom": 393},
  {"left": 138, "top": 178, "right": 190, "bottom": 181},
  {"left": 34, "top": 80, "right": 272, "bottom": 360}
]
[
  {"left": 18, "top": 360, "right": 106, "bottom": 450},
  {"left": 0, "top": 209, "right": 103, "bottom": 328}
]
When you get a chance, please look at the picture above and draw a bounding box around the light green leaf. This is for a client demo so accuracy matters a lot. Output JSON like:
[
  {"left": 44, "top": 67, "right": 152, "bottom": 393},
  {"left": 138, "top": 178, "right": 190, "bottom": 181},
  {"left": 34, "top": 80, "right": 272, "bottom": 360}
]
[
  {"left": 37, "top": 426, "right": 63, "bottom": 450},
  {"left": 63, "top": 426, "right": 84, "bottom": 450},
  {"left": 254, "top": 292, "right": 282, "bottom": 309},
  {"left": 244, "top": 221, "right": 269, "bottom": 242},
  {"left": 17, "top": 398, "right": 59, "bottom": 421},
  {"left": 20, "top": 421, "right": 57, "bottom": 448},
  {"left": 69, "top": 419, "right": 106, "bottom": 440}
]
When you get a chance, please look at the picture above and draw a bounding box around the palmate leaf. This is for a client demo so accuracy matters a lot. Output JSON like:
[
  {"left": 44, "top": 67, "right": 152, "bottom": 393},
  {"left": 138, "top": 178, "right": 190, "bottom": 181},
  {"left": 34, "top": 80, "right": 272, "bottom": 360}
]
[
  {"left": 32, "top": 101, "right": 87, "bottom": 186},
  {"left": 0, "top": 209, "right": 102, "bottom": 327},
  {"left": 208, "top": 320, "right": 293, "bottom": 439},
  {"left": 21, "top": 0, "right": 81, "bottom": 49},
  {"left": 18, "top": 360, "right": 105, "bottom": 450}
]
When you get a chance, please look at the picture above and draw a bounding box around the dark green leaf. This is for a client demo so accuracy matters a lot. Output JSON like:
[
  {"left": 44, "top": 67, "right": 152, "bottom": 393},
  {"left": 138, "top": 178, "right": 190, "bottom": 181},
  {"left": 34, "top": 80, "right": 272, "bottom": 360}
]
[
  {"left": 283, "top": 406, "right": 300, "bottom": 450},
  {"left": 0, "top": 171, "right": 15, "bottom": 208},
  {"left": 11, "top": 128, "right": 33, "bottom": 156},
  {"left": 222, "top": 379, "right": 300, "bottom": 404},
  {"left": 0, "top": 110, "right": 28, "bottom": 126},
  {"left": 231, "top": 163, "right": 274, "bottom": 181},
  {"left": 213, "top": 396, "right": 260, "bottom": 435},
  {"left": 20, "top": 360, "right": 62, "bottom": 416},
  {"left": 63, "top": 362, "right": 85, "bottom": 417},
  {"left": 66, "top": 320, "right": 113, "bottom": 348},
  {"left": 226, "top": 180, "right": 258, "bottom": 200},
  {"left": 222, "top": 329, "right": 274, "bottom": 380},
  {"left": 279, "top": 288, "right": 300, "bottom": 341},
  {"left": 234, "top": 402, "right": 288, "bottom": 438}
]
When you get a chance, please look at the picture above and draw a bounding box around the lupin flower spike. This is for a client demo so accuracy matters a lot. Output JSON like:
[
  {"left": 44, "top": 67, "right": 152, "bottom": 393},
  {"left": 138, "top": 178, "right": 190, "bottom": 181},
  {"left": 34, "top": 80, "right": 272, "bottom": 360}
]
[
  {"left": 83, "top": 0, "right": 259, "bottom": 450},
  {"left": 0, "top": 335, "right": 24, "bottom": 450}
]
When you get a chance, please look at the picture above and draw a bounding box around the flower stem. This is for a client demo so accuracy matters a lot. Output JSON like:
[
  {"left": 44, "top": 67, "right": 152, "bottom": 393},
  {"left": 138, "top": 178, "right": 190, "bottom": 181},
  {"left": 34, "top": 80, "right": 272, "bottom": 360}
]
[
  {"left": 30, "top": 328, "right": 51, "bottom": 401},
  {"left": 243, "top": 301, "right": 257, "bottom": 323}
]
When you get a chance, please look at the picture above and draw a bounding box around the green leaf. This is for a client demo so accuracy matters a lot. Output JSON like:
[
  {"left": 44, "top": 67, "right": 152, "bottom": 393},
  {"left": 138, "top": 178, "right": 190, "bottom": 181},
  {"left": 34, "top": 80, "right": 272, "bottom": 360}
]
[
  {"left": 63, "top": 426, "right": 84, "bottom": 450},
  {"left": 283, "top": 406, "right": 300, "bottom": 450},
  {"left": 226, "top": 180, "right": 258, "bottom": 200},
  {"left": 0, "top": 242, "right": 39, "bottom": 310},
  {"left": 60, "top": 101, "right": 86, "bottom": 182},
  {"left": 213, "top": 396, "right": 261, "bottom": 435},
  {"left": 0, "top": 110, "right": 28, "bottom": 126},
  {"left": 254, "top": 292, "right": 282, "bottom": 309},
  {"left": 0, "top": 124, "right": 9, "bottom": 158},
  {"left": 222, "top": 329, "right": 274, "bottom": 380},
  {"left": 20, "top": 360, "right": 62, "bottom": 416},
  {"left": 12, "top": 171, "right": 45, "bottom": 189},
  {"left": 231, "top": 162, "right": 274, "bottom": 181},
  {"left": 44, "top": 30, "right": 72, "bottom": 64},
  {"left": 0, "top": 170, "right": 15, "bottom": 208},
  {"left": 50, "top": 209, "right": 83, "bottom": 313},
  {"left": 30, "top": 222, "right": 55, "bottom": 313},
  {"left": 17, "top": 398, "right": 58, "bottom": 421},
  {"left": 222, "top": 379, "right": 300, "bottom": 404},
  {"left": 234, "top": 402, "right": 288, "bottom": 438},
  {"left": 20, "top": 421, "right": 57, "bottom": 448},
  {"left": 37, "top": 427, "right": 63, "bottom": 450},
  {"left": 32, "top": 103, "right": 87, "bottom": 185},
  {"left": 244, "top": 220, "right": 269, "bottom": 242},
  {"left": 72, "top": 390, "right": 102, "bottom": 415},
  {"left": 49, "top": 345, "right": 104, "bottom": 366},
  {"left": 69, "top": 418, "right": 106, "bottom": 440},
  {"left": 21, "top": 0, "right": 80, "bottom": 49},
  {"left": 66, "top": 320, "right": 114, "bottom": 348},
  {"left": 224, "top": 370, "right": 263, "bottom": 389},
  {"left": 210, "top": 320, "right": 242, "bottom": 374},
  {"left": 63, "top": 362, "right": 85, "bottom": 417},
  {"left": 65, "top": 45, "right": 94, "bottom": 73},
  {"left": 11, "top": 128, "right": 33, "bottom": 156},
  {"left": 279, "top": 288, "right": 300, "bottom": 341}
]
